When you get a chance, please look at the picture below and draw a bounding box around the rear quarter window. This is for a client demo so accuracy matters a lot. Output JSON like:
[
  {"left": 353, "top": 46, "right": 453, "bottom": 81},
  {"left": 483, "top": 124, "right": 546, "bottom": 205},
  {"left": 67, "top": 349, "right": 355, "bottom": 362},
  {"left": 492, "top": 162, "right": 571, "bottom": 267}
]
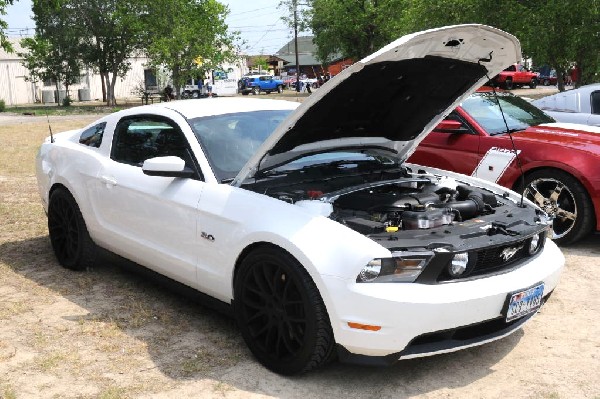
[{"left": 79, "top": 123, "right": 106, "bottom": 148}]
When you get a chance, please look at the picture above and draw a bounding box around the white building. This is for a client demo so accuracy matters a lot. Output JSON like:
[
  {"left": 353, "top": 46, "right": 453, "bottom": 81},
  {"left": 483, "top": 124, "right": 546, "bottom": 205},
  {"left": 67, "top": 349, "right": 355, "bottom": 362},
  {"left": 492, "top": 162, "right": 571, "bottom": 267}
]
[{"left": 0, "top": 38, "right": 246, "bottom": 105}]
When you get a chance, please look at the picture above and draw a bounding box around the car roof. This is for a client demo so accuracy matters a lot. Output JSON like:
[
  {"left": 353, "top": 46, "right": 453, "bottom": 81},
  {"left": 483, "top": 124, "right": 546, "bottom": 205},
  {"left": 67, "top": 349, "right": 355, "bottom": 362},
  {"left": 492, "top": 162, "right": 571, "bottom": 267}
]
[{"left": 136, "top": 98, "right": 299, "bottom": 119}]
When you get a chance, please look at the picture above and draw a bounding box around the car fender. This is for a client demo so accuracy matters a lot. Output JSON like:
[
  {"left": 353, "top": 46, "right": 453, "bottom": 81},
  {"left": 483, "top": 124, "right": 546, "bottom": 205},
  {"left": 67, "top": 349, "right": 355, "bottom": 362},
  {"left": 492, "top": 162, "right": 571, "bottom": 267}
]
[{"left": 193, "top": 183, "right": 391, "bottom": 303}]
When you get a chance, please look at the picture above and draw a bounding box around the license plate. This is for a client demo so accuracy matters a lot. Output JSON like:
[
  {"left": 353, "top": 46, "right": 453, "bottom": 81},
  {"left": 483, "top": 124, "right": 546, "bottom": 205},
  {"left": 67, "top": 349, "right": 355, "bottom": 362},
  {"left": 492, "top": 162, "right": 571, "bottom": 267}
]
[{"left": 505, "top": 283, "right": 545, "bottom": 322}]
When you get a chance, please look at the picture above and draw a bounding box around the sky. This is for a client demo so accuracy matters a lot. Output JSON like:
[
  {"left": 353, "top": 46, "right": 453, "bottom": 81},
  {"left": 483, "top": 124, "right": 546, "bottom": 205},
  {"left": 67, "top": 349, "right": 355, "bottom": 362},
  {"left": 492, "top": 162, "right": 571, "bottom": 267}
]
[{"left": 3, "top": 0, "right": 304, "bottom": 55}]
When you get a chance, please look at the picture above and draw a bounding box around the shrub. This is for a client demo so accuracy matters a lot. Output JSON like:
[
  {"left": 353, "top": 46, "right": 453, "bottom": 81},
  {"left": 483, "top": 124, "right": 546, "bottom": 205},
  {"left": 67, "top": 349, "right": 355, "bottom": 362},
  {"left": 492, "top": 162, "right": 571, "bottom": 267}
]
[
  {"left": 62, "top": 96, "right": 72, "bottom": 107},
  {"left": 0, "top": 99, "right": 5, "bottom": 112}
]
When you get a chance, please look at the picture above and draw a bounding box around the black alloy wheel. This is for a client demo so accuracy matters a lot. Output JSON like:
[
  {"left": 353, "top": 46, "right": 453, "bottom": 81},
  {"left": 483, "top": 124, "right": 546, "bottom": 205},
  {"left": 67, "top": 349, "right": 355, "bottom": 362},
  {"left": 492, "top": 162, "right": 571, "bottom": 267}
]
[
  {"left": 522, "top": 170, "right": 595, "bottom": 245},
  {"left": 48, "top": 188, "right": 96, "bottom": 270},
  {"left": 505, "top": 78, "right": 514, "bottom": 90},
  {"left": 234, "top": 247, "right": 334, "bottom": 375}
]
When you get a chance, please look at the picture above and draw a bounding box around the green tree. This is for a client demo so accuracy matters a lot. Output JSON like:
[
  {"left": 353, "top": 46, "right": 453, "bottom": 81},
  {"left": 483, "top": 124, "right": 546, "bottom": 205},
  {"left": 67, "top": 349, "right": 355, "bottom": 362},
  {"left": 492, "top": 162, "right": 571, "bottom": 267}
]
[
  {"left": 20, "top": 0, "right": 81, "bottom": 104},
  {"left": 400, "top": 0, "right": 600, "bottom": 91},
  {"left": 143, "top": 0, "right": 237, "bottom": 99},
  {"left": 19, "top": 36, "right": 81, "bottom": 104},
  {"left": 30, "top": 0, "right": 146, "bottom": 106},
  {"left": 308, "top": 0, "right": 405, "bottom": 62},
  {"left": 70, "top": 0, "right": 146, "bottom": 105},
  {"left": 0, "top": 0, "right": 15, "bottom": 51}
]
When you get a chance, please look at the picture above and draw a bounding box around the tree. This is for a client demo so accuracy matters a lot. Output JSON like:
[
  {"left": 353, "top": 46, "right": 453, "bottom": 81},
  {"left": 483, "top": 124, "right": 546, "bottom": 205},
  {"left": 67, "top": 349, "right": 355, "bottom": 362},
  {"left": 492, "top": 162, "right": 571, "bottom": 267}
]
[
  {"left": 69, "top": 0, "right": 146, "bottom": 106},
  {"left": 30, "top": 0, "right": 145, "bottom": 106},
  {"left": 0, "top": 0, "right": 15, "bottom": 51},
  {"left": 307, "top": 0, "right": 406, "bottom": 62},
  {"left": 143, "top": 0, "right": 237, "bottom": 99},
  {"left": 19, "top": 36, "right": 81, "bottom": 104},
  {"left": 19, "top": 0, "right": 81, "bottom": 104},
  {"left": 400, "top": 0, "right": 600, "bottom": 91}
]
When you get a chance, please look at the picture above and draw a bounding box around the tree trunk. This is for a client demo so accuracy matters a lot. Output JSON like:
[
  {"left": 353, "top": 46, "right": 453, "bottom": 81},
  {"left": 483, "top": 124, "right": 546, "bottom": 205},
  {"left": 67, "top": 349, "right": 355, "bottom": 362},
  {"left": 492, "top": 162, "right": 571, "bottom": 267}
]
[
  {"left": 106, "top": 72, "right": 118, "bottom": 106},
  {"left": 100, "top": 73, "right": 107, "bottom": 103},
  {"left": 173, "top": 64, "right": 181, "bottom": 100},
  {"left": 54, "top": 81, "right": 60, "bottom": 106},
  {"left": 555, "top": 65, "right": 566, "bottom": 92}
]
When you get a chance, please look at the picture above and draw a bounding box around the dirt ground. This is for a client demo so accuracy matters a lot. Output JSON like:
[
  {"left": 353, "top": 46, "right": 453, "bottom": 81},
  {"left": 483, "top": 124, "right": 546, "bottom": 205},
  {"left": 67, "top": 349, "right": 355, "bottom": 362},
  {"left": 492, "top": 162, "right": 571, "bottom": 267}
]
[{"left": 0, "top": 103, "right": 599, "bottom": 399}]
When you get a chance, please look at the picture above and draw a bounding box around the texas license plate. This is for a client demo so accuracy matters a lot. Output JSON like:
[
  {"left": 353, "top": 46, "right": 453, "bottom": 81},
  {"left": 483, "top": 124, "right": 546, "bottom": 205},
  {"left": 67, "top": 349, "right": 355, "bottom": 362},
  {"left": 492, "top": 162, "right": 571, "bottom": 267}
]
[{"left": 505, "top": 283, "right": 545, "bottom": 322}]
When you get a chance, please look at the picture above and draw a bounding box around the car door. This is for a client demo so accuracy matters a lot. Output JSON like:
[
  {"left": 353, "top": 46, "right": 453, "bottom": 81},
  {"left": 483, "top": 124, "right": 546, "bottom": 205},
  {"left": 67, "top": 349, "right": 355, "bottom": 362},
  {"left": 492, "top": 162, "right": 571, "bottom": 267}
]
[
  {"left": 409, "top": 111, "right": 481, "bottom": 176},
  {"left": 91, "top": 115, "right": 204, "bottom": 287}
]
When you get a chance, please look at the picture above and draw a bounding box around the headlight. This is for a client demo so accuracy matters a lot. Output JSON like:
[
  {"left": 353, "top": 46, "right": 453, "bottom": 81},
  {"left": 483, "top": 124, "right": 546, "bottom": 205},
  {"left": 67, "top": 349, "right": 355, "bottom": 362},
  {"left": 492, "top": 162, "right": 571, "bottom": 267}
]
[
  {"left": 529, "top": 232, "right": 544, "bottom": 255},
  {"left": 449, "top": 252, "right": 469, "bottom": 277},
  {"left": 356, "top": 251, "right": 434, "bottom": 283}
]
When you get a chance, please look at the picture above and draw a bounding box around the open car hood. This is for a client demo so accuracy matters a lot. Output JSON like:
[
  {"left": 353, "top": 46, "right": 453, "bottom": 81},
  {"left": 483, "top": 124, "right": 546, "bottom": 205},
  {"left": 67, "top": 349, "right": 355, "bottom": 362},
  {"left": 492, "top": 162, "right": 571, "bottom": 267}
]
[{"left": 233, "top": 24, "right": 521, "bottom": 186}]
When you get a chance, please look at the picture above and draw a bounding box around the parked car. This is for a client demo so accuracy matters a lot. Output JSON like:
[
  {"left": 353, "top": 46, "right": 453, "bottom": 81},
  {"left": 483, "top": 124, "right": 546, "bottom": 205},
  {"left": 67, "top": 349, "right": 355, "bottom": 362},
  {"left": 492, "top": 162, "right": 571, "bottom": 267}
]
[
  {"left": 538, "top": 71, "right": 558, "bottom": 86},
  {"left": 491, "top": 63, "right": 538, "bottom": 89},
  {"left": 532, "top": 83, "right": 600, "bottom": 126},
  {"left": 36, "top": 25, "right": 564, "bottom": 375},
  {"left": 239, "top": 75, "right": 284, "bottom": 95},
  {"left": 410, "top": 88, "right": 600, "bottom": 244}
]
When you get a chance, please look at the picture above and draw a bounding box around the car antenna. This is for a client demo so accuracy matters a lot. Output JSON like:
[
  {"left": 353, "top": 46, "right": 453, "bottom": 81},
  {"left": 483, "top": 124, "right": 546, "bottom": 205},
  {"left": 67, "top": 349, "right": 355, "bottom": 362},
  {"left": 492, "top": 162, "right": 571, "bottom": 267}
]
[
  {"left": 485, "top": 72, "right": 526, "bottom": 208},
  {"left": 44, "top": 103, "right": 55, "bottom": 143}
]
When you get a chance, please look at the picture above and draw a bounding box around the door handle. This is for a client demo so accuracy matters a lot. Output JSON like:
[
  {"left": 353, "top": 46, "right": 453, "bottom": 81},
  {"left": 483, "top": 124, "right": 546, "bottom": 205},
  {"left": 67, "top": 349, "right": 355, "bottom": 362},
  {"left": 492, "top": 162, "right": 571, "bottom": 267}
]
[{"left": 100, "top": 175, "right": 117, "bottom": 186}]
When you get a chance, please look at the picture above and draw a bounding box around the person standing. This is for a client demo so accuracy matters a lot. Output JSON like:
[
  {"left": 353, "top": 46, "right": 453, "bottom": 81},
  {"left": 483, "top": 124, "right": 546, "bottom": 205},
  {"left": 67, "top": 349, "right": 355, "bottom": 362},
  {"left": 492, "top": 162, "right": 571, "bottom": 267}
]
[
  {"left": 206, "top": 78, "right": 213, "bottom": 97},
  {"left": 197, "top": 78, "right": 203, "bottom": 97}
]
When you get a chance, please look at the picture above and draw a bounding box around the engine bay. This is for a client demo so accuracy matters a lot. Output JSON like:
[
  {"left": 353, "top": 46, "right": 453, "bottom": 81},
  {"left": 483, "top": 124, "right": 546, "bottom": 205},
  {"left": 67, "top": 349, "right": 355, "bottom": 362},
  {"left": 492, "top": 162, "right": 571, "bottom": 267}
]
[
  {"left": 244, "top": 163, "right": 548, "bottom": 250},
  {"left": 327, "top": 178, "right": 500, "bottom": 235}
]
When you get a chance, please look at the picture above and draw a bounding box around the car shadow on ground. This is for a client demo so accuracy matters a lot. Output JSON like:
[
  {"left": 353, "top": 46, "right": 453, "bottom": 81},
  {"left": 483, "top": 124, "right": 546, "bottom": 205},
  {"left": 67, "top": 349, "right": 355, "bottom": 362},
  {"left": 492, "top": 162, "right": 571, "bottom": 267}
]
[{"left": 1, "top": 234, "right": 565, "bottom": 397}]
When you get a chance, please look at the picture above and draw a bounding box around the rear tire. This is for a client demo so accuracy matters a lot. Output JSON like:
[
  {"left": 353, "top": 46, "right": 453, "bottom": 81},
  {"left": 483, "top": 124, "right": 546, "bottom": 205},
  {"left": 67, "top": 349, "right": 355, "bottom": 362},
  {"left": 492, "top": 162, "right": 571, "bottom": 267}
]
[
  {"left": 521, "top": 170, "right": 595, "bottom": 245},
  {"left": 277, "top": 85, "right": 283, "bottom": 93},
  {"left": 234, "top": 247, "right": 334, "bottom": 375},
  {"left": 48, "top": 188, "right": 96, "bottom": 270}
]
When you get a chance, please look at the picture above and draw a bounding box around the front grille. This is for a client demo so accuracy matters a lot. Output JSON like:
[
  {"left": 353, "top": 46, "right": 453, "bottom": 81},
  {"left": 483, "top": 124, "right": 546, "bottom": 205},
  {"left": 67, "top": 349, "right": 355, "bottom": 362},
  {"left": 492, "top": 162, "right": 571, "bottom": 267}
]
[
  {"left": 470, "top": 242, "right": 529, "bottom": 276},
  {"left": 436, "top": 232, "right": 545, "bottom": 282}
]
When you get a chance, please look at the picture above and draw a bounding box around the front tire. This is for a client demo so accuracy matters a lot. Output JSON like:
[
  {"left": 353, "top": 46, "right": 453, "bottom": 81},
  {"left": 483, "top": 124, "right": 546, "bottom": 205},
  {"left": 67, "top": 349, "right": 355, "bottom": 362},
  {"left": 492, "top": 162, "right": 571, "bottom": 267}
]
[
  {"left": 529, "top": 78, "right": 538, "bottom": 89},
  {"left": 505, "top": 78, "right": 514, "bottom": 90},
  {"left": 48, "top": 188, "right": 96, "bottom": 270},
  {"left": 234, "top": 247, "right": 334, "bottom": 375},
  {"left": 252, "top": 86, "right": 260, "bottom": 95},
  {"left": 522, "top": 170, "right": 595, "bottom": 245}
]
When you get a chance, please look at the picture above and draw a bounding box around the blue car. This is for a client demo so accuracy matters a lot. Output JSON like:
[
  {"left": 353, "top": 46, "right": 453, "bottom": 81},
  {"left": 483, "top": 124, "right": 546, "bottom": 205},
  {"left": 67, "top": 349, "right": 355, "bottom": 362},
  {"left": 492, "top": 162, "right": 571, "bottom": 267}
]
[{"left": 239, "top": 75, "right": 284, "bottom": 95}]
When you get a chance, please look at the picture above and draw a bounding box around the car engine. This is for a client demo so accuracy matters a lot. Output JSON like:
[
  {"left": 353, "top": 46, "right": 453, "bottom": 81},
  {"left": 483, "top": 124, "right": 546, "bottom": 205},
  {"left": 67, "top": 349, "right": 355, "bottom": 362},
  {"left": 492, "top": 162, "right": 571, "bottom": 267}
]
[{"left": 326, "top": 178, "right": 500, "bottom": 234}]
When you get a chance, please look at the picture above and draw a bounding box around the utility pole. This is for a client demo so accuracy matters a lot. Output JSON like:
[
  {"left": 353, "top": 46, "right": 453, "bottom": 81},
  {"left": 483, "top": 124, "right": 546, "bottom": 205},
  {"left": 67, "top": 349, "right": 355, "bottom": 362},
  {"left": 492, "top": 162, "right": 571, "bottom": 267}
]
[{"left": 294, "top": 0, "right": 300, "bottom": 92}]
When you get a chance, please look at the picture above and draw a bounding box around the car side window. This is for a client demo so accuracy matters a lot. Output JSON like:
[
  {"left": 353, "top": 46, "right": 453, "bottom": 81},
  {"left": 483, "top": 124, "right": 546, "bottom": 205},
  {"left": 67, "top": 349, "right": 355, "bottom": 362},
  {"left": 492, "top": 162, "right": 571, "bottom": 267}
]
[
  {"left": 111, "top": 117, "right": 196, "bottom": 171},
  {"left": 591, "top": 91, "right": 600, "bottom": 115},
  {"left": 79, "top": 122, "right": 106, "bottom": 148}
]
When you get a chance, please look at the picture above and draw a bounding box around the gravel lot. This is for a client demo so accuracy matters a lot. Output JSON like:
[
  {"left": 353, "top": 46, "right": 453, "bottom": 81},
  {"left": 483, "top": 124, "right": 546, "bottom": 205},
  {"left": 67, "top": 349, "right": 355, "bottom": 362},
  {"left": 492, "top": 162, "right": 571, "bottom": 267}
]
[{"left": 1, "top": 95, "right": 598, "bottom": 398}]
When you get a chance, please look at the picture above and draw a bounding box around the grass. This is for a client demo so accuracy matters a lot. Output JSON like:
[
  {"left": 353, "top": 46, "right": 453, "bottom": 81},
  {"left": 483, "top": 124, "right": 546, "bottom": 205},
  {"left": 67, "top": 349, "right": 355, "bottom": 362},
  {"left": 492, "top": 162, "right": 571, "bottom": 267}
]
[{"left": 5, "top": 103, "right": 128, "bottom": 116}]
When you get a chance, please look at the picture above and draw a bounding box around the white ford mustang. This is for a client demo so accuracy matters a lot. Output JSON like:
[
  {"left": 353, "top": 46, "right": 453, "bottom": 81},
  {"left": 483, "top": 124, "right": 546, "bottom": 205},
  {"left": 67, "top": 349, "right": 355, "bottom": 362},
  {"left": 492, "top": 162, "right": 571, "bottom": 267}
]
[{"left": 36, "top": 25, "right": 564, "bottom": 375}]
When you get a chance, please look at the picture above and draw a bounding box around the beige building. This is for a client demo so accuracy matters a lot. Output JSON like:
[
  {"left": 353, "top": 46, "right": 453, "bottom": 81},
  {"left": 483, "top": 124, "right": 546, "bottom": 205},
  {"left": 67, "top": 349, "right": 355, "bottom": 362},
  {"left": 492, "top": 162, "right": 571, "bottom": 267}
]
[{"left": 1, "top": 38, "right": 246, "bottom": 106}]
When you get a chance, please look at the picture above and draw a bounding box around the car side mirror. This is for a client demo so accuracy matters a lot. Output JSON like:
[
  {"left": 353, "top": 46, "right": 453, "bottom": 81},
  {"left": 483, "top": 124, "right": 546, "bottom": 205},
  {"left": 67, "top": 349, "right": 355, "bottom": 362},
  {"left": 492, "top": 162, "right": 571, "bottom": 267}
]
[
  {"left": 142, "top": 156, "right": 194, "bottom": 178},
  {"left": 434, "top": 119, "right": 468, "bottom": 133}
]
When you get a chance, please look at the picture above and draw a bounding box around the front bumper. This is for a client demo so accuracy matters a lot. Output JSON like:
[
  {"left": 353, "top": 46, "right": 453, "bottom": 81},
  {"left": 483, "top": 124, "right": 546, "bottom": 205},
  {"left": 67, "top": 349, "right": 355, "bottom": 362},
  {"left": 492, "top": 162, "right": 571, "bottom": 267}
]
[{"left": 322, "top": 238, "right": 564, "bottom": 361}]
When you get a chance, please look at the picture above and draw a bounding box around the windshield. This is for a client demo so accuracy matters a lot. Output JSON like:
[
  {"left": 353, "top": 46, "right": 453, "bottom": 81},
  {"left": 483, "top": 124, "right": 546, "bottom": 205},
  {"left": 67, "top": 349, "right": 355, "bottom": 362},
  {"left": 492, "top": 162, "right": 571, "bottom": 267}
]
[
  {"left": 188, "top": 110, "right": 292, "bottom": 182},
  {"left": 462, "top": 92, "right": 555, "bottom": 135}
]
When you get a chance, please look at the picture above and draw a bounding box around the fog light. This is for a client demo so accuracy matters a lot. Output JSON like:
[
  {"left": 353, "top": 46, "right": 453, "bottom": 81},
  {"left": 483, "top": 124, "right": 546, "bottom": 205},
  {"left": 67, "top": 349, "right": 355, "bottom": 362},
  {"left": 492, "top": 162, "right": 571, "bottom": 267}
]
[
  {"left": 529, "top": 233, "right": 543, "bottom": 254},
  {"left": 449, "top": 252, "right": 469, "bottom": 277}
]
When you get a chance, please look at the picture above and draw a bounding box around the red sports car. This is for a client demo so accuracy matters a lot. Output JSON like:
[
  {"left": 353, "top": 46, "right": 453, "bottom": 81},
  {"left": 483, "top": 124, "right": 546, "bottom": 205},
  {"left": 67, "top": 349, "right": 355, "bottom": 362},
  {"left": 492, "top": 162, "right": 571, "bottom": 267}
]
[{"left": 409, "top": 88, "right": 600, "bottom": 244}]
